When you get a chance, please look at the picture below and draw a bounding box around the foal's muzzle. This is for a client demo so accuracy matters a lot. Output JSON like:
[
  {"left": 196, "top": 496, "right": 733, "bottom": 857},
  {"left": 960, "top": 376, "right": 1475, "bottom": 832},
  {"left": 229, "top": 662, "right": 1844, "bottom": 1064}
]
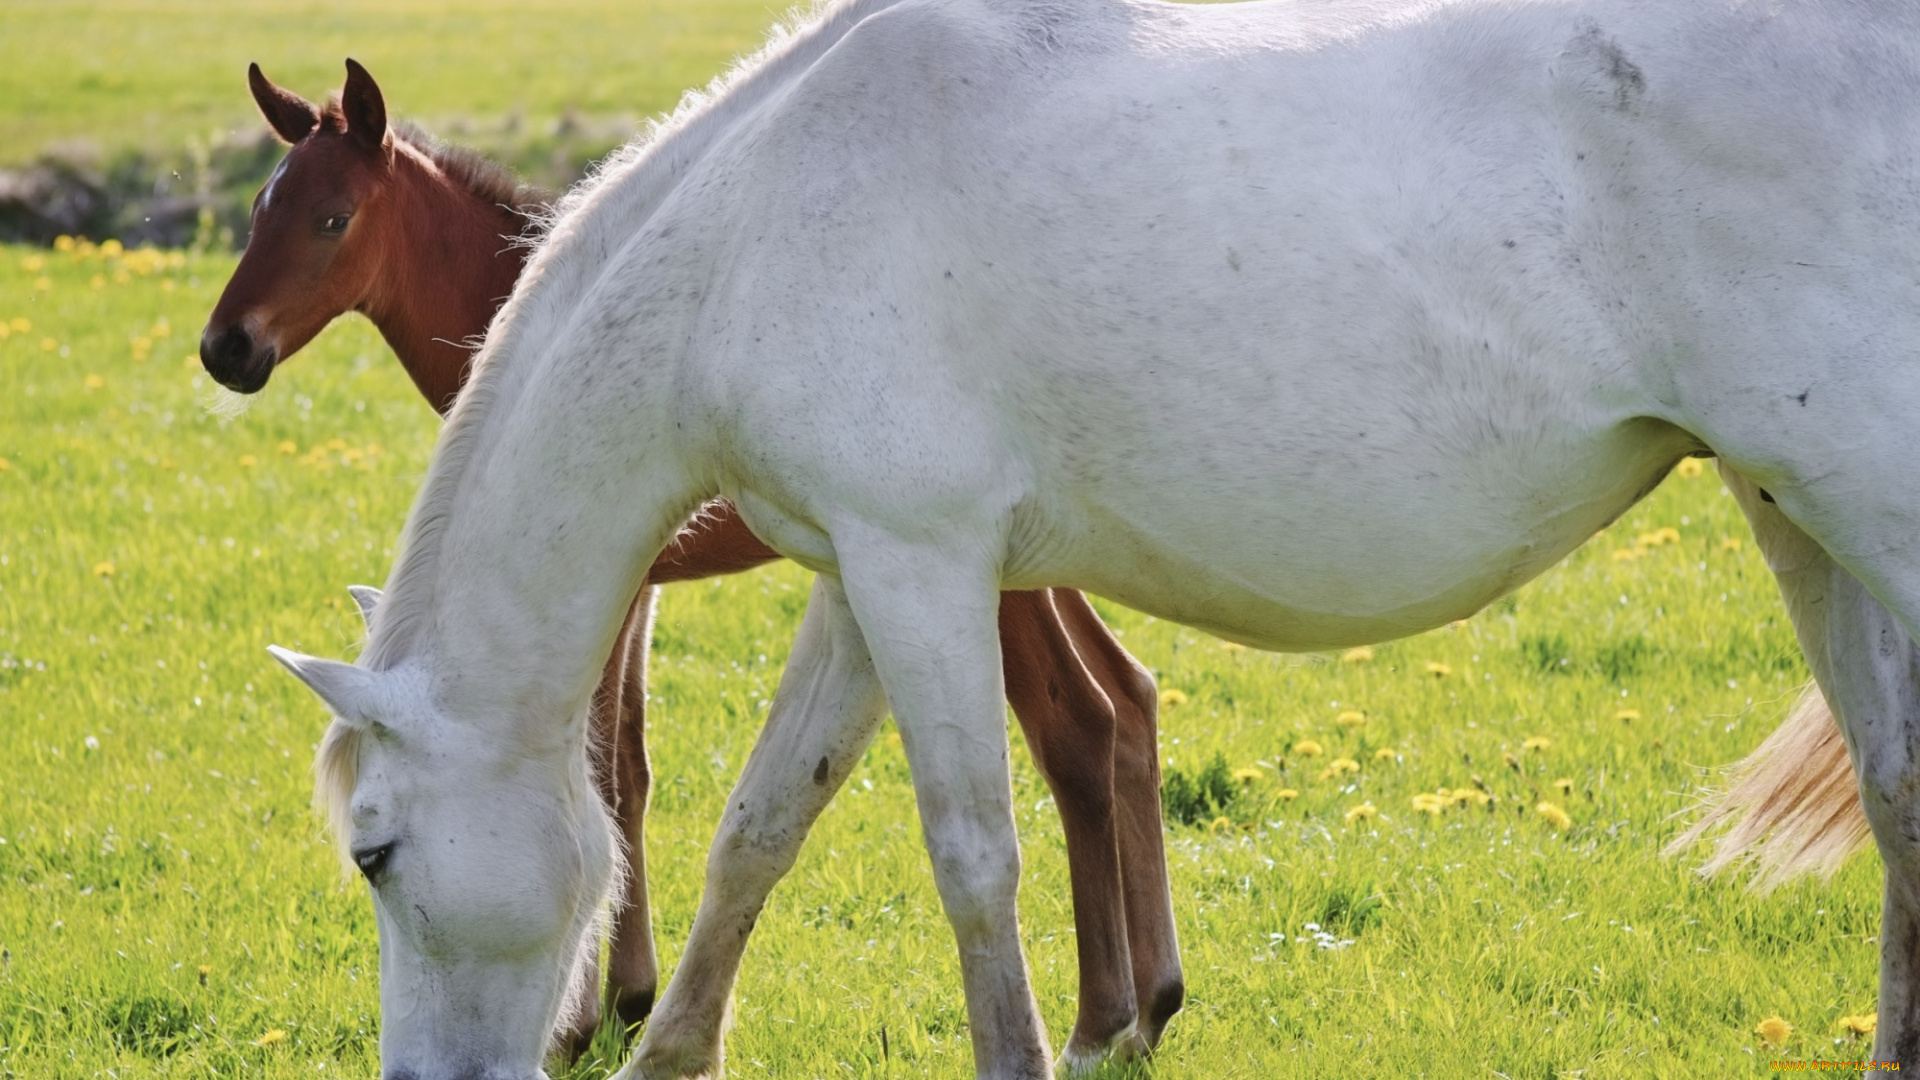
[{"left": 199, "top": 323, "right": 277, "bottom": 394}]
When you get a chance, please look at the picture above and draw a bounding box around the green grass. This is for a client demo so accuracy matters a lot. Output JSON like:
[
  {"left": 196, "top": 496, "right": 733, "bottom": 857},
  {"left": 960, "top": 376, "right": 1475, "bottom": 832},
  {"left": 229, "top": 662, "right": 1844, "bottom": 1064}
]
[
  {"left": 0, "top": 245, "right": 1888, "bottom": 1078},
  {"left": 0, "top": 2, "right": 1890, "bottom": 1072},
  {"left": 0, "top": 0, "right": 785, "bottom": 166}
]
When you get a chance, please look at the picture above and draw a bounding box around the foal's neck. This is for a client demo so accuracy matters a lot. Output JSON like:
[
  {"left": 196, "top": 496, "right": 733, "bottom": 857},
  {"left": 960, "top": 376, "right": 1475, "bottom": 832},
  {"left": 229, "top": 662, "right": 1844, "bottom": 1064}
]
[{"left": 360, "top": 143, "right": 535, "bottom": 416}]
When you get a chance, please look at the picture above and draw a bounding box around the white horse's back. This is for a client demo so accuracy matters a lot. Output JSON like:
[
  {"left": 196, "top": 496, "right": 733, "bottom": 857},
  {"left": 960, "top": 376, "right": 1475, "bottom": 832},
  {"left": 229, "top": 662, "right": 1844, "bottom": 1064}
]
[{"left": 683, "top": 0, "right": 1772, "bottom": 647}]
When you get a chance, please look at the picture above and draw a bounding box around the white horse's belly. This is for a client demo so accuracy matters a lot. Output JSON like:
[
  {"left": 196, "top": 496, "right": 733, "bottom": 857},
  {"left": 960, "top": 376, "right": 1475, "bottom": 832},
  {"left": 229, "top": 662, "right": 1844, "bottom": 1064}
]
[{"left": 1025, "top": 424, "right": 1688, "bottom": 652}]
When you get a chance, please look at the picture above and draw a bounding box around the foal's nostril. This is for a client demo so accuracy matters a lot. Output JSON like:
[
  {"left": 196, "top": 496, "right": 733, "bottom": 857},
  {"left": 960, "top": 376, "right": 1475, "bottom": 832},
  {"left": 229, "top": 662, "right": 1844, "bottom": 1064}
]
[{"left": 200, "top": 324, "right": 274, "bottom": 393}]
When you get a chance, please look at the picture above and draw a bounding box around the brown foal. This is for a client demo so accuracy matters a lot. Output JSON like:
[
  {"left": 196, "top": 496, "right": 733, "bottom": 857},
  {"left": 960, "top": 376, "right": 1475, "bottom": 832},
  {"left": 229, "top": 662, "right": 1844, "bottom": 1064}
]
[{"left": 202, "top": 60, "right": 1184, "bottom": 1061}]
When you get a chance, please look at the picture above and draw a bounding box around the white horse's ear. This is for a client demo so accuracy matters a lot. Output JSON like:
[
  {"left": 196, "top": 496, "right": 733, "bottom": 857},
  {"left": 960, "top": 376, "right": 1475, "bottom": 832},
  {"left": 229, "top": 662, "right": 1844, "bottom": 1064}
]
[
  {"left": 346, "top": 585, "right": 383, "bottom": 631},
  {"left": 268, "top": 646, "right": 379, "bottom": 722}
]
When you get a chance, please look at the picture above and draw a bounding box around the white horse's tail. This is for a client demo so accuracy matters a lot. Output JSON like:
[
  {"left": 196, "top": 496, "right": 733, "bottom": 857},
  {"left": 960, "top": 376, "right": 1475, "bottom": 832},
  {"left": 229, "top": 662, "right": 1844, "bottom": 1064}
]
[{"left": 1665, "top": 682, "right": 1872, "bottom": 891}]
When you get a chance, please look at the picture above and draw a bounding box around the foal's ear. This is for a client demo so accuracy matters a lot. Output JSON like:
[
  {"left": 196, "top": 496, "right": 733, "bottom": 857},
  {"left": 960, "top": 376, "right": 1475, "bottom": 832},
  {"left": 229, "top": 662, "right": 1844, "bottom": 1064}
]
[
  {"left": 248, "top": 63, "right": 321, "bottom": 145},
  {"left": 341, "top": 59, "right": 391, "bottom": 156},
  {"left": 346, "top": 585, "right": 382, "bottom": 631},
  {"left": 268, "top": 646, "right": 381, "bottom": 723}
]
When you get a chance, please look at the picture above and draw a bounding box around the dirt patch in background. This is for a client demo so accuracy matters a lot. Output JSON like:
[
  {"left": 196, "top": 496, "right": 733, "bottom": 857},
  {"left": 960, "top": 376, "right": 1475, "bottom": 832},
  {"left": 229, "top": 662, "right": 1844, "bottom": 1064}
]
[{"left": 0, "top": 114, "right": 631, "bottom": 249}]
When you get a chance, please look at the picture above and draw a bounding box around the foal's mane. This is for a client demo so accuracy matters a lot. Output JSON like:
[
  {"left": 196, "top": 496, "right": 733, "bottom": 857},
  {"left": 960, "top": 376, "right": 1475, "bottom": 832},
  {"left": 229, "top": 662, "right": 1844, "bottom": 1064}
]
[{"left": 391, "top": 120, "right": 554, "bottom": 222}]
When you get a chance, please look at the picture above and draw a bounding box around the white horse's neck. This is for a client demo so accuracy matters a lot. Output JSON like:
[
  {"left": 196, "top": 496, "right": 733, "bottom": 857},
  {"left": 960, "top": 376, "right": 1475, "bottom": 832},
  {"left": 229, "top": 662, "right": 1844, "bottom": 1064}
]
[{"left": 360, "top": 0, "right": 917, "bottom": 724}]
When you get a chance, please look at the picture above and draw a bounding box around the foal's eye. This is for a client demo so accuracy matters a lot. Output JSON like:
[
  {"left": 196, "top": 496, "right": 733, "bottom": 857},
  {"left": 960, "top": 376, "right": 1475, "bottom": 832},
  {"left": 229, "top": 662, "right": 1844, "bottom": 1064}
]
[
  {"left": 320, "top": 213, "right": 352, "bottom": 234},
  {"left": 352, "top": 842, "right": 394, "bottom": 881}
]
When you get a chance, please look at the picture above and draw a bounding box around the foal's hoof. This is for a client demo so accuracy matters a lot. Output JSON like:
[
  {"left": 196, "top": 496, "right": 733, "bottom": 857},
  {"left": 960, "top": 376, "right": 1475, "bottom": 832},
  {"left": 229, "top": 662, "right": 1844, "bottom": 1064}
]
[
  {"left": 613, "top": 984, "right": 658, "bottom": 1037},
  {"left": 1057, "top": 1021, "right": 1150, "bottom": 1076}
]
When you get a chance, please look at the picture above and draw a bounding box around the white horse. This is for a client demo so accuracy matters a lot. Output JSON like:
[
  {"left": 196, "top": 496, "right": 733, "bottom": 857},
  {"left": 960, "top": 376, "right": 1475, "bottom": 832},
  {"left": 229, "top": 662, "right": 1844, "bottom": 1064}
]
[{"left": 268, "top": 0, "right": 1920, "bottom": 1075}]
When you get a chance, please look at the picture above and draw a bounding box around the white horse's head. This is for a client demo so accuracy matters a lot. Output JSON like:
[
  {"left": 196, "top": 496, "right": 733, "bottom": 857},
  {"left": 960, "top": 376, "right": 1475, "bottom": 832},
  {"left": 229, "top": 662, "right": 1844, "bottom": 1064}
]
[{"left": 272, "top": 588, "right": 616, "bottom": 1080}]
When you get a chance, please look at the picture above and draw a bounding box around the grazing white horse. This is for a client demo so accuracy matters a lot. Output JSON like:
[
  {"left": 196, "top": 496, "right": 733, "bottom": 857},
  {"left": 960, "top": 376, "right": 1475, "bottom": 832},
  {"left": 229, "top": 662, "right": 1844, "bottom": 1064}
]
[{"left": 269, "top": 0, "right": 1920, "bottom": 1075}]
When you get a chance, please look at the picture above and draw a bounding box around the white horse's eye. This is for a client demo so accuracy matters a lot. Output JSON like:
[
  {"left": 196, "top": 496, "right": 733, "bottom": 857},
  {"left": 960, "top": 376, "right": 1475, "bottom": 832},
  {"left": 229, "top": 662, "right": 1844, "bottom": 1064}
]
[{"left": 352, "top": 841, "right": 395, "bottom": 881}]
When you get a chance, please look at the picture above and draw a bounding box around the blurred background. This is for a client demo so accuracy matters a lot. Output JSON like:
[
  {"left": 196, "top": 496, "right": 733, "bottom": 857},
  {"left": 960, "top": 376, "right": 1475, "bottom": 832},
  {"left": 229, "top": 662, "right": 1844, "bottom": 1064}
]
[{"left": 0, "top": 0, "right": 782, "bottom": 247}]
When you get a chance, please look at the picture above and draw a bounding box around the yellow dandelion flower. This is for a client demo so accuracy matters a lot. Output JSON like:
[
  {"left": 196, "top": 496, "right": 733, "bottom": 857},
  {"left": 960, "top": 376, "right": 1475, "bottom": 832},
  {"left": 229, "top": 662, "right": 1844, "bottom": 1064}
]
[
  {"left": 1753, "top": 1016, "right": 1792, "bottom": 1048},
  {"left": 53, "top": 235, "right": 74, "bottom": 252},
  {"left": 1158, "top": 688, "right": 1189, "bottom": 708},
  {"left": 91, "top": 561, "right": 115, "bottom": 577},
  {"left": 32, "top": 277, "right": 51, "bottom": 291},
  {"left": 254, "top": 1028, "right": 288, "bottom": 1047},
  {"left": 1424, "top": 661, "right": 1452, "bottom": 677},
  {"left": 1455, "top": 788, "right": 1494, "bottom": 807},
  {"left": 1614, "top": 708, "right": 1641, "bottom": 723},
  {"left": 277, "top": 440, "right": 298, "bottom": 455},
  {"left": 326, "top": 437, "right": 348, "bottom": 451},
  {"left": 1504, "top": 751, "right": 1521, "bottom": 769},
  {"left": 1720, "top": 536, "right": 1744, "bottom": 552},
  {"left": 1220, "top": 640, "right": 1246, "bottom": 652},
  {"left": 1838, "top": 1013, "right": 1877, "bottom": 1038},
  {"left": 1553, "top": 777, "right": 1574, "bottom": 794},
  {"left": 151, "top": 318, "right": 171, "bottom": 337},
  {"left": 1293, "top": 739, "right": 1324, "bottom": 757},
  {"left": 0, "top": 457, "right": 10, "bottom": 471},
  {"left": 1318, "top": 757, "right": 1359, "bottom": 780},
  {"left": 1411, "top": 793, "right": 1446, "bottom": 816},
  {"left": 159, "top": 457, "right": 175, "bottom": 469},
  {"left": 0, "top": 323, "right": 8, "bottom": 340},
  {"left": 100, "top": 239, "right": 123, "bottom": 257},
  {"left": 197, "top": 963, "right": 211, "bottom": 985},
  {"left": 1676, "top": 457, "right": 1705, "bottom": 478},
  {"left": 40, "top": 337, "right": 58, "bottom": 352},
  {"left": 1655, "top": 526, "right": 1681, "bottom": 545},
  {"left": 90, "top": 274, "right": 105, "bottom": 290},
  {"left": 1340, "top": 645, "right": 1374, "bottom": 663},
  {"left": 1336, "top": 709, "right": 1367, "bottom": 727},
  {"left": 1522, "top": 736, "right": 1552, "bottom": 752},
  {"left": 1610, "top": 547, "right": 1638, "bottom": 562},
  {"left": 19, "top": 255, "right": 45, "bottom": 273},
  {"left": 238, "top": 455, "right": 258, "bottom": 467},
  {"left": 1536, "top": 801, "right": 1572, "bottom": 830},
  {"left": 83, "top": 374, "right": 104, "bottom": 390},
  {"left": 1275, "top": 787, "right": 1300, "bottom": 801},
  {"left": 1343, "top": 801, "right": 1377, "bottom": 823},
  {"left": 1373, "top": 746, "right": 1399, "bottom": 761},
  {"left": 1207, "top": 816, "right": 1234, "bottom": 833},
  {"left": 1231, "top": 766, "right": 1263, "bottom": 784},
  {"left": 9, "top": 317, "right": 29, "bottom": 332}
]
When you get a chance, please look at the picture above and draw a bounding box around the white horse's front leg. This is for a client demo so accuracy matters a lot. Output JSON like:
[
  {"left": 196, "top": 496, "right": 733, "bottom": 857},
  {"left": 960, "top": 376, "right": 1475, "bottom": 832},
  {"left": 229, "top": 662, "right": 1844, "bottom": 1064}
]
[
  {"left": 619, "top": 576, "right": 889, "bottom": 1080},
  {"left": 1722, "top": 464, "right": 1920, "bottom": 1065},
  {"left": 836, "top": 528, "right": 1052, "bottom": 1080}
]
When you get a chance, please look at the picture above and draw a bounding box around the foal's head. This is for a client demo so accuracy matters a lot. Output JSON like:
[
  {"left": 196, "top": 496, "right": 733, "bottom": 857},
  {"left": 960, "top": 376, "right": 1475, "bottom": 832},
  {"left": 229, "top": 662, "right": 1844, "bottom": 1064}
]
[
  {"left": 200, "top": 60, "right": 400, "bottom": 393},
  {"left": 276, "top": 591, "right": 618, "bottom": 1078}
]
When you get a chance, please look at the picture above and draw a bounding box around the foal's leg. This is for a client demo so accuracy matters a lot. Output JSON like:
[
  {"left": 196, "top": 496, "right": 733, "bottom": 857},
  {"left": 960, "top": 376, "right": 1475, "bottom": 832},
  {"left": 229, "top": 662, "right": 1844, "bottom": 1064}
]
[
  {"left": 1050, "top": 589, "right": 1185, "bottom": 1046},
  {"left": 605, "top": 587, "right": 663, "bottom": 1033},
  {"left": 1720, "top": 463, "right": 1920, "bottom": 1065},
  {"left": 837, "top": 533, "right": 1051, "bottom": 1080},
  {"left": 620, "top": 575, "right": 890, "bottom": 1080},
  {"left": 1000, "top": 589, "right": 1139, "bottom": 1069},
  {"left": 559, "top": 587, "right": 661, "bottom": 1059}
]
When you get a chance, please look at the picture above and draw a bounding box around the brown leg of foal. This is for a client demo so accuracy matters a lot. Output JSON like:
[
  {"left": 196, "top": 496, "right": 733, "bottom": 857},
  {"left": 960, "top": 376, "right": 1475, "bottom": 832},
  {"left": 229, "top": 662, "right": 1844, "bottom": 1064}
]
[
  {"left": 557, "top": 592, "right": 643, "bottom": 1060},
  {"left": 1053, "top": 589, "right": 1185, "bottom": 1046},
  {"left": 604, "top": 586, "right": 662, "bottom": 1037},
  {"left": 1000, "top": 589, "right": 1140, "bottom": 1067}
]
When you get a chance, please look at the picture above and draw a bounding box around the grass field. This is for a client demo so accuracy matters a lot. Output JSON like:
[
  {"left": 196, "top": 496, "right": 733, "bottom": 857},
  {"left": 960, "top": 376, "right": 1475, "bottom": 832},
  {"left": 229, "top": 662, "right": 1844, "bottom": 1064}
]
[
  {"left": 0, "top": 244, "right": 1889, "bottom": 1078},
  {"left": 0, "top": 2, "right": 1895, "bottom": 1076},
  {"left": 0, "top": 0, "right": 785, "bottom": 167}
]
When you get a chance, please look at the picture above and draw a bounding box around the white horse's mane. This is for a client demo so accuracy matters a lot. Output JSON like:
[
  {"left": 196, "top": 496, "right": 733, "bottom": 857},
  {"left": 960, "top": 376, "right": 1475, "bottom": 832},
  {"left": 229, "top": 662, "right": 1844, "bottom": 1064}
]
[
  {"left": 357, "top": 0, "right": 908, "bottom": 674},
  {"left": 317, "top": 0, "right": 921, "bottom": 841}
]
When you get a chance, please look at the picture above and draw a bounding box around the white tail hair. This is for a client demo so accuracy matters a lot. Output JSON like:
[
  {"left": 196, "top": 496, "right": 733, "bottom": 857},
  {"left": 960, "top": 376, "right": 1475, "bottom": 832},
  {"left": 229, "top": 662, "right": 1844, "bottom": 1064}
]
[{"left": 1666, "top": 681, "right": 1872, "bottom": 891}]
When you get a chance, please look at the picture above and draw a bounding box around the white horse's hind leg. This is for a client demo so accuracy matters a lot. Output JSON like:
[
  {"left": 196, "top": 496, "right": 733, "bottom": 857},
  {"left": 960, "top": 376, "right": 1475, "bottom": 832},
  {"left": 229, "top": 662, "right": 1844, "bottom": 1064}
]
[
  {"left": 620, "top": 576, "right": 889, "bottom": 1080},
  {"left": 1719, "top": 463, "right": 1920, "bottom": 1064},
  {"left": 835, "top": 529, "right": 1052, "bottom": 1080}
]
